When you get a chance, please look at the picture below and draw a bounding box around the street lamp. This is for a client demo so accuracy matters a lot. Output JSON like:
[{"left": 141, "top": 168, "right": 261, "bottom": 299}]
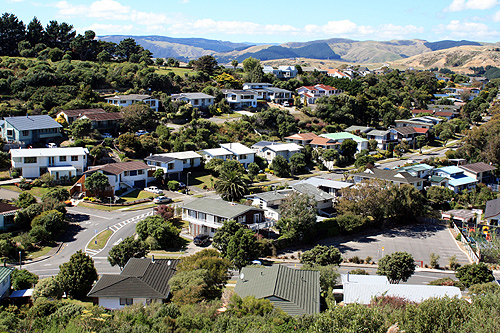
[
  {"left": 19, "top": 250, "right": 21, "bottom": 269},
  {"left": 187, "top": 172, "right": 191, "bottom": 195},
  {"left": 109, "top": 196, "right": 112, "bottom": 210}
]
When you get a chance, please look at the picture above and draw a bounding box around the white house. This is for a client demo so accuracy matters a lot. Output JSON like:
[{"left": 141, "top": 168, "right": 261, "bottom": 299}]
[
  {"left": 160, "top": 151, "right": 202, "bottom": 169},
  {"left": 245, "top": 190, "right": 291, "bottom": 221},
  {"left": 320, "top": 132, "right": 369, "bottom": 152},
  {"left": 170, "top": 93, "right": 215, "bottom": 109},
  {"left": 105, "top": 94, "right": 159, "bottom": 112},
  {"left": 220, "top": 143, "right": 255, "bottom": 168},
  {"left": 0, "top": 202, "right": 20, "bottom": 231},
  {"left": 200, "top": 148, "right": 234, "bottom": 163},
  {"left": 144, "top": 154, "right": 184, "bottom": 180},
  {"left": 87, "top": 258, "right": 179, "bottom": 310},
  {"left": 222, "top": 89, "right": 258, "bottom": 108},
  {"left": 352, "top": 167, "right": 424, "bottom": 190},
  {"left": 296, "top": 84, "right": 341, "bottom": 104},
  {"left": 254, "top": 142, "right": 303, "bottom": 164},
  {"left": 433, "top": 166, "right": 478, "bottom": 193},
  {"left": 10, "top": 147, "right": 89, "bottom": 179},
  {"left": 243, "top": 82, "right": 273, "bottom": 90},
  {"left": 85, "top": 161, "right": 153, "bottom": 193}
]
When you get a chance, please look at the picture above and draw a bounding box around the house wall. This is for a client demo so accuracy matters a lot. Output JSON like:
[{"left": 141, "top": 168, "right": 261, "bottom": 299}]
[
  {"left": 487, "top": 213, "right": 500, "bottom": 226},
  {"left": 12, "top": 153, "right": 87, "bottom": 178},
  {"left": 180, "top": 157, "right": 201, "bottom": 169},
  {"left": 0, "top": 275, "right": 11, "bottom": 298}
]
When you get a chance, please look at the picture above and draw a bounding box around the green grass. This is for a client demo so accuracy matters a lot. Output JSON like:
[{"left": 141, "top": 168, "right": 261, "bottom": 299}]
[
  {"left": 87, "top": 229, "right": 113, "bottom": 250},
  {"left": 1, "top": 184, "right": 20, "bottom": 192},
  {"left": 27, "top": 246, "right": 53, "bottom": 259},
  {"left": 0, "top": 184, "right": 71, "bottom": 197},
  {"left": 215, "top": 113, "right": 242, "bottom": 119},
  {"left": 153, "top": 66, "right": 197, "bottom": 76},
  {"left": 79, "top": 202, "right": 124, "bottom": 211},
  {"left": 120, "top": 189, "right": 155, "bottom": 202},
  {"left": 188, "top": 171, "right": 217, "bottom": 189}
]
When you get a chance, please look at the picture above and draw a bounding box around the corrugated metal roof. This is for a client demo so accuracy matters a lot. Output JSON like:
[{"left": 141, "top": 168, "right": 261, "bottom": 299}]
[
  {"left": 341, "top": 273, "right": 389, "bottom": 285},
  {"left": 321, "top": 132, "right": 368, "bottom": 142},
  {"left": 485, "top": 197, "right": 500, "bottom": 219},
  {"left": 161, "top": 151, "right": 202, "bottom": 160},
  {"left": 88, "top": 161, "right": 150, "bottom": 175},
  {"left": 448, "top": 174, "right": 478, "bottom": 187},
  {"left": 291, "top": 183, "right": 334, "bottom": 202},
  {"left": 0, "top": 202, "right": 20, "bottom": 214},
  {"left": 297, "top": 177, "right": 353, "bottom": 190},
  {"left": 182, "top": 198, "right": 263, "bottom": 219},
  {"left": 353, "top": 168, "right": 422, "bottom": 184},
  {"left": 235, "top": 265, "right": 320, "bottom": 316},
  {"left": 145, "top": 155, "right": 175, "bottom": 164},
  {"left": 171, "top": 92, "right": 215, "bottom": 99},
  {"left": 460, "top": 162, "right": 497, "bottom": 174},
  {"left": 4, "top": 115, "right": 62, "bottom": 131},
  {"left": 345, "top": 125, "right": 373, "bottom": 133},
  {"left": 0, "top": 267, "right": 13, "bottom": 283},
  {"left": 220, "top": 143, "right": 255, "bottom": 155}
]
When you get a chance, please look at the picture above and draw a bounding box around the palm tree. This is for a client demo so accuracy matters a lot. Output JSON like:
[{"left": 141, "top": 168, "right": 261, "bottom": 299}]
[{"left": 215, "top": 169, "right": 248, "bottom": 202}]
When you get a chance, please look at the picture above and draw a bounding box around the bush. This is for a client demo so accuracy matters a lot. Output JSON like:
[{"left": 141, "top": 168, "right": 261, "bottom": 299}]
[
  {"left": 18, "top": 181, "right": 32, "bottom": 191},
  {"left": 300, "top": 245, "right": 342, "bottom": 266},
  {"left": 349, "top": 269, "right": 369, "bottom": 275},
  {"left": 256, "top": 174, "right": 267, "bottom": 182},
  {"left": 168, "top": 180, "right": 180, "bottom": 191}
]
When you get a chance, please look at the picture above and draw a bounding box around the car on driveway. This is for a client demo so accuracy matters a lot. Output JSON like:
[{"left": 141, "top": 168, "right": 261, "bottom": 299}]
[
  {"left": 178, "top": 182, "right": 186, "bottom": 188},
  {"left": 135, "top": 130, "right": 149, "bottom": 136},
  {"left": 153, "top": 196, "right": 172, "bottom": 204},
  {"left": 193, "top": 234, "right": 210, "bottom": 246},
  {"left": 144, "top": 186, "right": 162, "bottom": 194},
  {"left": 102, "top": 133, "right": 112, "bottom": 138}
]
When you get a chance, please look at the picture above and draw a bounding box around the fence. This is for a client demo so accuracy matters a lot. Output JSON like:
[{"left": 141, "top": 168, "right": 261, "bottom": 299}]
[{"left": 453, "top": 222, "right": 480, "bottom": 263}]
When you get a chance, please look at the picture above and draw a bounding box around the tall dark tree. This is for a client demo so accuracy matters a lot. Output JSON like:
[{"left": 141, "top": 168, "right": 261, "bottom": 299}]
[
  {"left": 70, "top": 30, "right": 97, "bottom": 61},
  {"left": 45, "top": 20, "right": 76, "bottom": 51},
  {"left": 193, "top": 55, "right": 218, "bottom": 75},
  {"left": 26, "top": 16, "right": 44, "bottom": 47},
  {"left": 56, "top": 250, "right": 98, "bottom": 299},
  {"left": 0, "top": 13, "right": 26, "bottom": 56},
  {"left": 116, "top": 38, "right": 143, "bottom": 61},
  {"left": 108, "top": 236, "right": 148, "bottom": 270}
]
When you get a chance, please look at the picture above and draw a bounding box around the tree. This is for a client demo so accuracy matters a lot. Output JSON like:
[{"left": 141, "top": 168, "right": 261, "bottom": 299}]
[
  {"left": 270, "top": 155, "right": 290, "bottom": 177},
  {"left": 289, "top": 153, "right": 306, "bottom": 175},
  {"left": 387, "top": 184, "right": 427, "bottom": 222},
  {"left": 215, "top": 169, "right": 248, "bottom": 202},
  {"left": 242, "top": 57, "right": 261, "bottom": 74},
  {"left": 212, "top": 220, "right": 245, "bottom": 256},
  {"left": 368, "top": 139, "right": 378, "bottom": 151},
  {"left": 455, "top": 263, "right": 494, "bottom": 288},
  {"left": 231, "top": 59, "right": 239, "bottom": 69},
  {"left": 56, "top": 250, "right": 98, "bottom": 299},
  {"left": 228, "top": 295, "right": 274, "bottom": 317},
  {"left": 300, "top": 245, "right": 342, "bottom": 266},
  {"left": 41, "top": 188, "right": 69, "bottom": 202},
  {"left": 69, "top": 118, "right": 91, "bottom": 138},
  {"left": 354, "top": 155, "right": 375, "bottom": 168},
  {"left": 84, "top": 172, "right": 110, "bottom": 197},
  {"left": 301, "top": 264, "right": 339, "bottom": 297},
  {"left": 192, "top": 55, "right": 218, "bottom": 75},
  {"left": 440, "top": 128, "right": 453, "bottom": 146},
  {"left": 107, "top": 236, "right": 148, "bottom": 270},
  {"left": 26, "top": 16, "right": 44, "bottom": 47},
  {"left": 121, "top": 102, "right": 156, "bottom": 132},
  {"left": 136, "top": 215, "right": 181, "bottom": 249},
  {"left": 153, "top": 168, "right": 164, "bottom": 183},
  {"left": 247, "top": 162, "right": 260, "bottom": 179},
  {"left": 31, "top": 210, "right": 65, "bottom": 236},
  {"left": 416, "top": 135, "right": 427, "bottom": 153},
  {"left": 226, "top": 228, "right": 260, "bottom": 270},
  {"left": 32, "top": 277, "right": 63, "bottom": 300},
  {"left": 155, "top": 57, "right": 164, "bottom": 67},
  {"left": 426, "top": 186, "right": 455, "bottom": 206},
  {"left": 340, "top": 139, "right": 358, "bottom": 160},
  {"left": 116, "top": 37, "right": 142, "bottom": 61},
  {"left": 169, "top": 269, "right": 208, "bottom": 305},
  {"left": 0, "top": 13, "right": 26, "bottom": 57},
  {"left": 277, "top": 192, "right": 316, "bottom": 240},
  {"left": 11, "top": 268, "right": 39, "bottom": 290},
  {"left": 16, "top": 192, "right": 37, "bottom": 208},
  {"left": 377, "top": 251, "right": 415, "bottom": 284}
]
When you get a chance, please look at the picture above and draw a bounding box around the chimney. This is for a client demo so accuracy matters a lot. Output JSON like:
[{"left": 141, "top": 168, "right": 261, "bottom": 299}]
[{"left": 151, "top": 255, "right": 155, "bottom": 263}]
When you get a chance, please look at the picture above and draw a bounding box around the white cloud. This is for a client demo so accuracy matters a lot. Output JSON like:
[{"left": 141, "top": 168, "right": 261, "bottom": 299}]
[
  {"left": 444, "top": 0, "right": 499, "bottom": 12},
  {"left": 436, "top": 19, "right": 499, "bottom": 38},
  {"left": 55, "top": 1, "right": 86, "bottom": 16},
  {"left": 494, "top": 9, "right": 500, "bottom": 21},
  {"left": 88, "top": 0, "right": 130, "bottom": 20},
  {"left": 303, "top": 20, "right": 422, "bottom": 39}
]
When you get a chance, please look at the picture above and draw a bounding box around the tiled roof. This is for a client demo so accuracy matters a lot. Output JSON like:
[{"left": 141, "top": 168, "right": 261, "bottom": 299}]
[
  {"left": 309, "top": 137, "right": 339, "bottom": 146},
  {"left": 81, "top": 112, "right": 123, "bottom": 122},
  {"left": 235, "top": 265, "right": 320, "bottom": 316},
  {"left": 182, "top": 198, "right": 263, "bottom": 219},
  {"left": 392, "top": 127, "right": 417, "bottom": 135},
  {"left": 411, "top": 109, "right": 432, "bottom": 114},
  {"left": 460, "top": 162, "right": 497, "bottom": 174},
  {"left": 4, "top": 115, "right": 62, "bottom": 131},
  {"left": 87, "top": 259, "right": 178, "bottom": 298},
  {"left": 434, "top": 111, "right": 454, "bottom": 117},
  {"left": 284, "top": 133, "right": 319, "bottom": 141},
  {"left": 315, "top": 84, "right": 337, "bottom": 91},
  {"left": 485, "top": 197, "right": 500, "bottom": 219},
  {"left": 59, "top": 109, "right": 106, "bottom": 117},
  {"left": 0, "top": 202, "right": 20, "bottom": 214},
  {"left": 88, "top": 161, "right": 150, "bottom": 175},
  {"left": 413, "top": 127, "right": 429, "bottom": 134}
]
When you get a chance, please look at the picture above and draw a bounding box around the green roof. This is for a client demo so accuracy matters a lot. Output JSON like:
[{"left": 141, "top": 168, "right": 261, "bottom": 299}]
[
  {"left": 0, "top": 266, "right": 13, "bottom": 283},
  {"left": 321, "top": 132, "right": 368, "bottom": 142},
  {"left": 235, "top": 265, "right": 320, "bottom": 316},
  {"left": 429, "top": 175, "right": 447, "bottom": 183}
]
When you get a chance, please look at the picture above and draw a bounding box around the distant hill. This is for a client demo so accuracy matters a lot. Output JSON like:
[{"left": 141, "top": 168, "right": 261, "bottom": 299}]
[{"left": 99, "top": 34, "right": 497, "bottom": 66}]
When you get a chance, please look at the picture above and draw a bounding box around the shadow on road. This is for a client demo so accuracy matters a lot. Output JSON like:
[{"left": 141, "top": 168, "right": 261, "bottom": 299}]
[
  {"left": 60, "top": 224, "right": 84, "bottom": 243},
  {"left": 67, "top": 213, "right": 90, "bottom": 222},
  {"left": 381, "top": 225, "right": 445, "bottom": 239}
]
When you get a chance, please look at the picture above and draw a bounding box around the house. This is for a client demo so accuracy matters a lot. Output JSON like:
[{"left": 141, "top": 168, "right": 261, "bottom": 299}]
[
  {"left": 411, "top": 109, "right": 433, "bottom": 117},
  {"left": 398, "top": 164, "right": 434, "bottom": 179},
  {"left": 56, "top": 109, "right": 123, "bottom": 133},
  {"left": 245, "top": 190, "right": 291, "bottom": 221},
  {"left": 0, "top": 266, "right": 14, "bottom": 299},
  {"left": 290, "top": 183, "right": 335, "bottom": 216},
  {"left": 144, "top": 154, "right": 184, "bottom": 180},
  {"left": 277, "top": 66, "right": 298, "bottom": 79},
  {"left": 84, "top": 161, "right": 153, "bottom": 194},
  {"left": 459, "top": 162, "right": 497, "bottom": 183},
  {"left": 428, "top": 175, "right": 449, "bottom": 188},
  {"left": 170, "top": 93, "right": 215, "bottom": 109},
  {"left": 296, "top": 84, "right": 341, "bottom": 104},
  {"left": 201, "top": 142, "right": 256, "bottom": 169},
  {"left": 441, "top": 209, "right": 481, "bottom": 225},
  {"left": 235, "top": 264, "right": 320, "bottom": 316},
  {"left": 10, "top": 147, "right": 89, "bottom": 179},
  {"left": 345, "top": 125, "right": 373, "bottom": 135},
  {"left": 284, "top": 133, "right": 319, "bottom": 146},
  {"left": 57, "top": 108, "right": 108, "bottom": 125},
  {"left": 340, "top": 274, "right": 461, "bottom": 305},
  {"left": 484, "top": 197, "right": 500, "bottom": 226},
  {"left": 352, "top": 167, "right": 424, "bottom": 190},
  {"left": 87, "top": 258, "right": 178, "bottom": 310},
  {"left": 105, "top": 94, "right": 159, "bottom": 112},
  {"left": 1, "top": 115, "right": 63, "bottom": 145},
  {"left": 255, "top": 142, "right": 303, "bottom": 164},
  {"left": 263, "top": 66, "right": 283, "bottom": 78},
  {"left": 160, "top": 151, "right": 202, "bottom": 169},
  {"left": 263, "top": 87, "right": 293, "bottom": 104},
  {"left": 0, "top": 202, "right": 20, "bottom": 230},
  {"left": 243, "top": 82, "right": 273, "bottom": 90},
  {"left": 390, "top": 127, "right": 420, "bottom": 147},
  {"left": 200, "top": 148, "right": 234, "bottom": 163},
  {"left": 309, "top": 136, "right": 341, "bottom": 151},
  {"left": 222, "top": 89, "right": 258, "bottom": 108},
  {"left": 365, "top": 129, "right": 397, "bottom": 150},
  {"left": 182, "top": 198, "right": 266, "bottom": 237},
  {"left": 320, "top": 132, "right": 369, "bottom": 152},
  {"left": 295, "top": 176, "right": 353, "bottom": 197},
  {"left": 326, "top": 68, "right": 350, "bottom": 79},
  {"left": 433, "top": 166, "right": 478, "bottom": 193}
]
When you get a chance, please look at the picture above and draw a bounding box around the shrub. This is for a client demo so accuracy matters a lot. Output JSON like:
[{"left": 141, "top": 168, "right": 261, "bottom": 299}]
[
  {"left": 430, "top": 253, "right": 440, "bottom": 269},
  {"left": 349, "top": 256, "right": 362, "bottom": 264},
  {"left": 168, "top": 180, "right": 180, "bottom": 191},
  {"left": 349, "top": 269, "right": 369, "bottom": 275},
  {"left": 256, "top": 174, "right": 267, "bottom": 182},
  {"left": 18, "top": 181, "right": 32, "bottom": 191}
]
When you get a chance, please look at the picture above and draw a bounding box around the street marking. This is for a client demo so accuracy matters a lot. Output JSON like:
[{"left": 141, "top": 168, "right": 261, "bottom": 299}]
[{"left": 113, "top": 238, "right": 123, "bottom": 246}]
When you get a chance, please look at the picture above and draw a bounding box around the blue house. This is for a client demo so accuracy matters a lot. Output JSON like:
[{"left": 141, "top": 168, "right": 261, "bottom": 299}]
[
  {"left": 1, "top": 115, "right": 62, "bottom": 145},
  {"left": 434, "top": 166, "right": 478, "bottom": 193}
]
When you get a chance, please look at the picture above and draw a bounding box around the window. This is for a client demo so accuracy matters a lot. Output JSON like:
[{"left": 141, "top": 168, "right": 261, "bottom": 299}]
[
  {"left": 237, "top": 215, "right": 246, "bottom": 223},
  {"left": 150, "top": 100, "right": 156, "bottom": 107},
  {"left": 168, "top": 163, "right": 174, "bottom": 170},
  {"left": 254, "top": 213, "right": 261, "bottom": 223},
  {"left": 22, "top": 130, "right": 29, "bottom": 136},
  {"left": 24, "top": 157, "right": 36, "bottom": 164},
  {"left": 129, "top": 170, "right": 137, "bottom": 176},
  {"left": 138, "top": 170, "right": 144, "bottom": 175},
  {"left": 6, "top": 129, "right": 13, "bottom": 136},
  {"left": 198, "top": 212, "right": 206, "bottom": 221},
  {"left": 193, "top": 99, "right": 199, "bottom": 105},
  {"left": 119, "top": 298, "right": 133, "bottom": 305},
  {"left": 239, "top": 154, "right": 247, "bottom": 160},
  {"left": 71, "top": 156, "right": 78, "bottom": 161},
  {"left": 60, "top": 156, "right": 67, "bottom": 162}
]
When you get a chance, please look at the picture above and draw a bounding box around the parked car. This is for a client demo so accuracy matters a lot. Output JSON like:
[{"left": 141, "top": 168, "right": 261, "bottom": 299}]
[
  {"left": 102, "top": 133, "right": 112, "bottom": 138},
  {"left": 282, "top": 101, "right": 290, "bottom": 107},
  {"left": 193, "top": 234, "right": 210, "bottom": 246},
  {"left": 153, "top": 196, "right": 172, "bottom": 204},
  {"left": 46, "top": 143, "right": 57, "bottom": 148},
  {"left": 144, "top": 186, "right": 162, "bottom": 194},
  {"left": 178, "top": 182, "right": 186, "bottom": 188},
  {"left": 135, "top": 130, "right": 149, "bottom": 136}
]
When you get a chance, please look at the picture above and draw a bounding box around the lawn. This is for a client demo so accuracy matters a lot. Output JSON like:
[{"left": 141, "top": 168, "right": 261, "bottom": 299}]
[
  {"left": 87, "top": 229, "right": 113, "bottom": 250},
  {"left": 27, "top": 246, "right": 53, "bottom": 259},
  {"left": 1, "top": 184, "right": 71, "bottom": 197},
  {"left": 120, "top": 189, "right": 155, "bottom": 202},
  {"left": 78, "top": 202, "right": 124, "bottom": 211},
  {"left": 188, "top": 171, "right": 217, "bottom": 189},
  {"left": 153, "top": 66, "right": 197, "bottom": 77}
]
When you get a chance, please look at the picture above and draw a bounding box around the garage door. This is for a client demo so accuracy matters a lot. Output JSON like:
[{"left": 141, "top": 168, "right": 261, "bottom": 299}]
[{"left": 134, "top": 180, "right": 146, "bottom": 188}]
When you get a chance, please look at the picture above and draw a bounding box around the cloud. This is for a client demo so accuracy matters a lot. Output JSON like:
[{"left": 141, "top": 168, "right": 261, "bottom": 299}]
[
  {"left": 303, "top": 20, "right": 423, "bottom": 39},
  {"left": 435, "top": 19, "right": 499, "bottom": 38},
  {"left": 169, "top": 19, "right": 300, "bottom": 36},
  {"left": 55, "top": 1, "right": 86, "bottom": 16},
  {"left": 88, "top": 0, "right": 130, "bottom": 20},
  {"left": 494, "top": 10, "right": 500, "bottom": 21},
  {"left": 444, "top": 0, "right": 499, "bottom": 12}
]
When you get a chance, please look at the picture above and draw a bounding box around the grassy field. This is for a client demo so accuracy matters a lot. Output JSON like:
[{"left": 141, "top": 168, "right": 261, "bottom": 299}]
[
  {"left": 27, "top": 246, "right": 53, "bottom": 259},
  {"left": 153, "top": 66, "right": 196, "bottom": 77},
  {"left": 1, "top": 184, "right": 71, "bottom": 197},
  {"left": 87, "top": 229, "right": 113, "bottom": 250},
  {"left": 120, "top": 189, "right": 155, "bottom": 202},
  {"left": 78, "top": 202, "right": 124, "bottom": 211},
  {"left": 188, "top": 171, "right": 216, "bottom": 189}
]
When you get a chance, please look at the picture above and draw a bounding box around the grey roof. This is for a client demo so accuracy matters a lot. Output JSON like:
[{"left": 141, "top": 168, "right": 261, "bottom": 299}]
[
  {"left": 345, "top": 125, "right": 373, "bottom": 133},
  {"left": 171, "top": 92, "right": 215, "bottom": 100},
  {"left": 235, "top": 265, "right": 320, "bottom": 316},
  {"left": 429, "top": 175, "right": 447, "bottom": 183},
  {"left": 87, "top": 161, "right": 150, "bottom": 175},
  {"left": 485, "top": 197, "right": 500, "bottom": 219},
  {"left": 353, "top": 168, "right": 422, "bottom": 184},
  {"left": 442, "top": 209, "right": 478, "bottom": 221},
  {"left": 343, "top": 283, "right": 461, "bottom": 305},
  {"left": 4, "top": 115, "right": 62, "bottom": 131},
  {"left": 145, "top": 155, "right": 175, "bottom": 164},
  {"left": 367, "top": 129, "right": 390, "bottom": 136},
  {"left": 107, "top": 94, "right": 152, "bottom": 101},
  {"left": 291, "top": 183, "right": 334, "bottom": 202},
  {"left": 296, "top": 177, "right": 353, "bottom": 190},
  {"left": 392, "top": 127, "right": 417, "bottom": 135},
  {"left": 251, "top": 141, "right": 280, "bottom": 148},
  {"left": 263, "top": 87, "right": 292, "bottom": 93},
  {"left": 182, "top": 198, "right": 263, "bottom": 219},
  {"left": 246, "top": 190, "right": 289, "bottom": 202},
  {"left": 87, "top": 258, "right": 178, "bottom": 299},
  {"left": 460, "top": 162, "right": 497, "bottom": 174},
  {"left": 341, "top": 274, "right": 388, "bottom": 285}
]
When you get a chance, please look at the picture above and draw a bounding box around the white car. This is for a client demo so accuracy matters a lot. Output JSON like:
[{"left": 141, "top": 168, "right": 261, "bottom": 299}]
[
  {"left": 46, "top": 143, "right": 57, "bottom": 148},
  {"left": 144, "top": 186, "right": 162, "bottom": 194},
  {"left": 153, "top": 196, "right": 172, "bottom": 204}
]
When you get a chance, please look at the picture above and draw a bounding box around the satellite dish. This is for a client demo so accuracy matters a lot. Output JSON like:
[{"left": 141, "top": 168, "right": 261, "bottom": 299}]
[
  {"left": 239, "top": 273, "right": 245, "bottom": 280},
  {"left": 167, "top": 260, "right": 171, "bottom": 267}
]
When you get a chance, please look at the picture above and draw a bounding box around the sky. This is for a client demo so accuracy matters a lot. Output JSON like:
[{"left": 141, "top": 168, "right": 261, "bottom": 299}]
[{"left": 2, "top": 0, "right": 500, "bottom": 44}]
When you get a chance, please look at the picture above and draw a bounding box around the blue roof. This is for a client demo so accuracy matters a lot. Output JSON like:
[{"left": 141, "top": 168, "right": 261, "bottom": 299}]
[
  {"left": 5, "top": 115, "right": 62, "bottom": 131},
  {"left": 436, "top": 166, "right": 463, "bottom": 175},
  {"left": 449, "top": 174, "right": 477, "bottom": 187}
]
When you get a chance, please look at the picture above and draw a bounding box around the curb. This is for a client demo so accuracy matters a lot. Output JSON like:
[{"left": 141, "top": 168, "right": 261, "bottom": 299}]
[{"left": 21, "top": 241, "right": 64, "bottom": 266}]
